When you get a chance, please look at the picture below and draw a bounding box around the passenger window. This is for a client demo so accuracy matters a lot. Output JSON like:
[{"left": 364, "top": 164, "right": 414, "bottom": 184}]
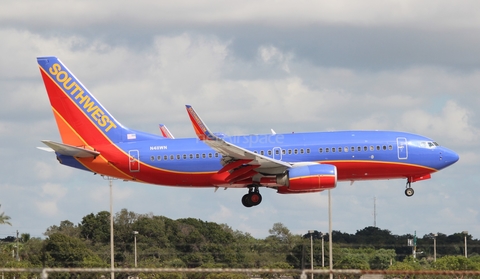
[
  {"left": 275, "top": 149, "right": 280, "bottom": 155},
  {"left": 215, "top": 153, "right": 219, "bottom": 157},
  {"left": 370, "top": 146, "right": 374, "bottom": 151},
  {"left": 189, "top": 154, "right": 193, "bottom": 159},
  {"left": 282, "top": 149, "right": 286, "bottom": 155},
  {"left": 195, "top": 154, "right": 200, "bottom": 159},
  {"left": 164, "top": 155, "right": 168, "bottom": 160},
  {"left": 345, "top": 147, "right": 349, "bottom": 152},
  {"left": 388, "top": 145, "right": 393, "bottom": 150},
  {"left": 288, "top": 149, "right": 292, "bottom": 155},
  {"left": 177, "top": 155, "right": 181, "bottom": 160},
  {"left": 338, "top": 147, "right": 342, "bottom": 152},
  {"left": 208, "top": 153, "right": 212, "bottom": 158},
  {"left": 352, "top": 147, "right": 355, "bottom": 152},
  {"left": 294, "top": 149, "right": 298, "bottom": 154},
  {"left": 268, "top": 150, "right": 272, "bottom": 156},
  {"left": 170, "top": 155, "right": 174, "bottom": 160},
  {"left": 306, "top": 148, "right": 310, "bottom": 154},
  {"left": 376, "top": 146, "right": 380, "bottom": 151},
  {"left": 326, "top": 148, "right": 329, "bottom": 153},
  {"left": 150, "top": 156, "right": 155, "bottom": 161},
  {"left": 319, "top": 148, "right": 323, "bottom": 153},
  {"left": 202, "top": 154, "right": 206, "bottom": 158},
  {"left": 332, "top": 148, "right": 336, "bottom": 152},
  {"left": 383, "top": 146, "right": 386, "bottom": 150},
  {"left": 183, "top": 154, "right": 187, "bottom": 159},
  {"left": 260, "top": 150, "right": 264, "bottom": 155},
  {"left": 364, "top": 146, "right": 367, "bottom": 151},
  {"left": 300, "top": 149, "right": 304, "bottom": 154}
]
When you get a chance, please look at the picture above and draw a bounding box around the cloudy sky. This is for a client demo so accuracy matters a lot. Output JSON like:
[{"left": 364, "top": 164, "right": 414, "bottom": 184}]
[{"left": 1, "top": 1, "right": 479, "bottom": 243}]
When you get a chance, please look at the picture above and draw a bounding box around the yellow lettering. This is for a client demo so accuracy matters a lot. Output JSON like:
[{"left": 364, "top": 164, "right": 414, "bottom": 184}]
[
  {"left": 91, "top": 108, "right": 103, "bottom": 122},
  {"left": 105, "top": 121, "right": 117, "bottom": 132},
  {"left": 49, "top": 63, "right": 61, "bottom": 75},
  {"left": 70, "top": 84, "right": 82, "bottom": 96},
  {"left": 75, "top": 91, "right": 89, "bottom": 104},
  {"left": 63, "top": 77, "right": 75, "bottom": 90},
  {"left": 57, "top": 71, "right": 68, "bottom": 82},
  {"left": 82, "top": 97, "right": 98, "bottom": 113},
  {"left": 98, "top": 114, "right": 109, "bottom": 127},
  {"left": 47, "top": 62, "right": 118, "bottom": 133}
]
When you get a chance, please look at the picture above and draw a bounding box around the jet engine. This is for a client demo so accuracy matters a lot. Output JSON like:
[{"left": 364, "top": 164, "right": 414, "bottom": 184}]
[{"left": 276, "top": 164, "right": 337, "bottom": 194}]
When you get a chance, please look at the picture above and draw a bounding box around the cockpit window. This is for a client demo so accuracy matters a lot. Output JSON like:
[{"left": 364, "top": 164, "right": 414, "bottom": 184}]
[{"left": 417, "top": 141, "right": 438, "bottom": 148}]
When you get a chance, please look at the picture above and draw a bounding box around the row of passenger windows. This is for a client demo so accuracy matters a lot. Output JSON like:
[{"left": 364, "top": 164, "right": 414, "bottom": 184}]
[
  {"left": 149, "top": 145, "right": 394, "bottom": 161},
  {"left": 320, "top": 145, "right": 393, "bottom": 153}
]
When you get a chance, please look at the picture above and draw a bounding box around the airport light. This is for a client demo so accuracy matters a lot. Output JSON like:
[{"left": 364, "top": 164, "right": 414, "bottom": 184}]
[
  {"left": 463, "top": 231, "right": 468, "bottom": 258},
  {"left": 133, "top": 231, "right": 139, "bottom": 267},
  {"left": 433, "top": 233, "right": 438, "bottom": 262},
  {"left": 308, "top": 230, "right": 314, "bottom": 279}
]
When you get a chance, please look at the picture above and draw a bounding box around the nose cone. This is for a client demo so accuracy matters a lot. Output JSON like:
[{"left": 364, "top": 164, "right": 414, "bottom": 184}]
[{"left": 440, "top": 147, "right": 459, "bottom": 168}]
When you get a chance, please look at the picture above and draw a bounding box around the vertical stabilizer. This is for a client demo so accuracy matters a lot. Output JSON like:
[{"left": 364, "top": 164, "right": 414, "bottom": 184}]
[{"left": 37, "top": 56, "right": 124, "bottom": 146}]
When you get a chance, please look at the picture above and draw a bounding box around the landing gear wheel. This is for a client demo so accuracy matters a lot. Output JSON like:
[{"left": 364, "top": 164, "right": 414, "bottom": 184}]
[
  {"left": 242, "top": 194, "right": 253, "bottom": 207},
  {"left": 241, "top": 186, "right": 263, "bottom": 207},
  {"left": 249, "top": 192, "right": 262, "bottom": 206},
  {"left": 405, "top": 187, "right": 414, "bottom": 197}
]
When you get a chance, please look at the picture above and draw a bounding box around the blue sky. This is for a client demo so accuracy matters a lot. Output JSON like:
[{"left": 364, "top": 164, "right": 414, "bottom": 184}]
[{"left": 0, "top": 1, "right": 479, "bottom": 240}]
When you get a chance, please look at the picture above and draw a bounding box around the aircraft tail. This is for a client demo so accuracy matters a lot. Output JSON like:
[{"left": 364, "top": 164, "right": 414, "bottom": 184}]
[{"left": 38, "top": 56, "right": 126, "bottom": 146}]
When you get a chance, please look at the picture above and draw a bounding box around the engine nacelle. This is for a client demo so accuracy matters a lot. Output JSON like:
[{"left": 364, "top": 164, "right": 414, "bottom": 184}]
[{"left": 277, "top": 164, "right": 337, "bottom": 194}]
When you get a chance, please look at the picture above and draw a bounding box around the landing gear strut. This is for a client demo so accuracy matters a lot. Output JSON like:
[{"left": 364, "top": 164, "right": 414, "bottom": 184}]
[
  {"left": 405, "top": 180, "right": 414, "bottom": 197},
  {"left": 242, "top": 186, "right": 262, "bottom": 207}
]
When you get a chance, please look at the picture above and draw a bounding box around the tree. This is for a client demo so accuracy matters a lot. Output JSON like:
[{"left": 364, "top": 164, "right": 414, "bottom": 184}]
[
  {"left": 44, "top": 220, "right": 80, "bottom": 238},
  {"left": 79, "top": 211, "right": 111, "bottom": 244},
  {"left": 0, "top": 204, "right": 11, "bottom": 226}
]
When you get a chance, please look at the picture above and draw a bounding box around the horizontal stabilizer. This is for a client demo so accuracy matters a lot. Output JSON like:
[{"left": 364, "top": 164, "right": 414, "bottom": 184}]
[{"left": 41, "top": 140, "right": 100, "bottom": 158}]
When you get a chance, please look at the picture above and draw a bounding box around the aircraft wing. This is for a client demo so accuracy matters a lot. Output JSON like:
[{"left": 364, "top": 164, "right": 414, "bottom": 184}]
[
  {"left": 40, "top": 140, "right": 100, "bottom": 158},
  {"left": 185, "top": 105, "right": 291, "bottom": 176}
]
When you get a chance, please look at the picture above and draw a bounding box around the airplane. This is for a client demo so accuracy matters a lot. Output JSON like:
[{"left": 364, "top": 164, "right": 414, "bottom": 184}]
[{"left": 37, "top": 56, "right": 460, "bottom": 207}]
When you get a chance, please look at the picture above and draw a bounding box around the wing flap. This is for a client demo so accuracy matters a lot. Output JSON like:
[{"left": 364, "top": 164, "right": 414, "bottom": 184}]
[{"left": 41, "top": 140, "right": 100, "bottom": 158}]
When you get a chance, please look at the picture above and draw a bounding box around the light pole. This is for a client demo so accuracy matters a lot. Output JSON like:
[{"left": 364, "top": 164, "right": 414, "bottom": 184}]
[
  {"left": 463, "top": 231, "right": 468, "bottom": 258},
  {"left": 433, "top": 233, "right": 437, "bottom": 262},
  {"left": 321, "top": 232, "right": 325, "bottom": 268},
  {"left": 308, "top": 230, "right": 314, "bottom": 279},
  {"left": 133, "top": 231, "right": 139, "bottom": 267}
]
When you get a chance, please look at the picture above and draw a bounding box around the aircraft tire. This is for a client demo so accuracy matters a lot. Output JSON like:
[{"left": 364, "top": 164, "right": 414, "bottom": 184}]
[
  {"left": 405, "top": 188, "right": 414, "bottom": 197},
  {"left": 250, "top": 192, "right": 262, "bottom": 206},
  {"left": 242, "top": 194, "right": 253, "bottom": 207}
]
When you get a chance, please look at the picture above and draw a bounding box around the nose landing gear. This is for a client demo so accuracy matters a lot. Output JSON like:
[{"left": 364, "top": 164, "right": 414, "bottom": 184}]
[
  {"left": 405, "top": 180, "right": 414, "bottom": 197},
  {"left": 242, "top": 186, "right": 262, "bottom": 207}
]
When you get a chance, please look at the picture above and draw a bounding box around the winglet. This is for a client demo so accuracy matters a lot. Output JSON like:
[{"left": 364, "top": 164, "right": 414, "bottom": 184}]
[
  {"left": 185, "top": 105, "right": 217, "bottom": 141},
  {"left": 159, "top": 124, "right": 175, "bottom": 139}
]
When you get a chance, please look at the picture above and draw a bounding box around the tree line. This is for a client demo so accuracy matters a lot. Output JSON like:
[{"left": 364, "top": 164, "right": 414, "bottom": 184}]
[{"left": 1, "top": 208, "right": 480, "bottom": 279}]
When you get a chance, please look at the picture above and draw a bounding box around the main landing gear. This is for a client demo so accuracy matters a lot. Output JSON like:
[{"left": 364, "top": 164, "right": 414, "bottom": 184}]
[
  {"left": 242, "top": 186, "right": 262, "bottom": 207},
  {"left": 405, "top": 180, "right": 414, "bottom": 197}
]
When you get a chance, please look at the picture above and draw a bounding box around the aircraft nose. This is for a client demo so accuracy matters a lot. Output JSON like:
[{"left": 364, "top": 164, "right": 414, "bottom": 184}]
[{"left": 440, "top": 148, "right": 459, "bottom": 167}]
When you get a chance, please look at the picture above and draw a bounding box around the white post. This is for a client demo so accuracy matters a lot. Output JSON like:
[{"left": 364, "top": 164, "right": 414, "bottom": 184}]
[
  {"left": 110, "top": 179, "right": 114, "bottom": 279},
  {"left": 309, "top": 230, "right": 314, "bottom": 279},
  {"left": 328, "top": 190, "right": 333, "bottom": 279},
  {"left": 133, "top": 231, "right": 139, "bottom": 268}
]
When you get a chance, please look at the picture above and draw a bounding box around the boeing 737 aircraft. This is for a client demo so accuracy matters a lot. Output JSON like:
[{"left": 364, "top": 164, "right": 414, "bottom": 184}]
[{"left": 37, "top": 56, "right": 459, "bottom": 207}]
